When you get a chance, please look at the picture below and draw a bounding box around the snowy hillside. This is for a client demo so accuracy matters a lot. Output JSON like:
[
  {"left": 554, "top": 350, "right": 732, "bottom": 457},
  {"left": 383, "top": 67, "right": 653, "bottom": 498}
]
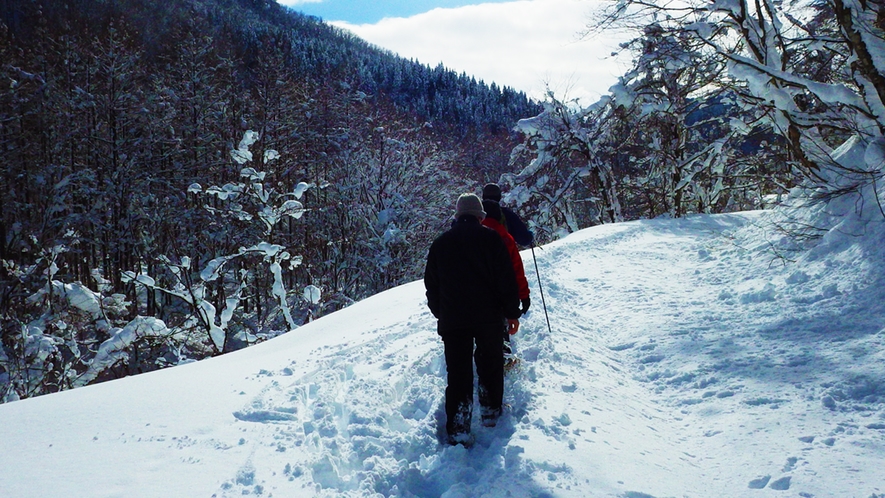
[{"left": 1, "top": 209, "right": 884, "bottom": 498}]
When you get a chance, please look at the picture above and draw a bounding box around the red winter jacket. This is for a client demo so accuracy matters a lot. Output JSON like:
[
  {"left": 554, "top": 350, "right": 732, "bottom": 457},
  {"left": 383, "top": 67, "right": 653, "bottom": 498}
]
[{"left": 482, "top": 216, "right": 530, "bottom": 300}]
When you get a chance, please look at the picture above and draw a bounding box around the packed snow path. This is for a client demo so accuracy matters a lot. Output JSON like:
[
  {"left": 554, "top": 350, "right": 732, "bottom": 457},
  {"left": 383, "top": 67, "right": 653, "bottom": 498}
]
[{"left": 1, "top": 212, "right": 883, "bottom": 497}]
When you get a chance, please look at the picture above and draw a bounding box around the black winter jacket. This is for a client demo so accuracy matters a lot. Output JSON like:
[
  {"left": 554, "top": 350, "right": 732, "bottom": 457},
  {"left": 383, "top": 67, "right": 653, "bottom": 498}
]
[
  {"left": 502, "top": 206, "right": 534, "bottom": 247},
  {"left": 424, "top": 215, "right": 521, "bottom": 335}
]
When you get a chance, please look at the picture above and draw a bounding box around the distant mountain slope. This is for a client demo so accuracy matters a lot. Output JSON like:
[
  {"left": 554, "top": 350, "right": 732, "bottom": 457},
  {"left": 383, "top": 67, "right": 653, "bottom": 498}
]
[{"left": 1, "top": 0, "right": 540, "bottom": 135}]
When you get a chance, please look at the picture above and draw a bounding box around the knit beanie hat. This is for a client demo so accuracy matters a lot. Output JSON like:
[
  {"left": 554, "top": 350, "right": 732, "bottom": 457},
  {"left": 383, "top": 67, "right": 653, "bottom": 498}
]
[
  {"left": 455, "top": 193, "right": 486, "bottom": 220},
  {"left": 482, "top": 183, "right": 502, "bottom": 202},
  {"left": 481, "top": 199, "right": 503, "bottom": 223}
]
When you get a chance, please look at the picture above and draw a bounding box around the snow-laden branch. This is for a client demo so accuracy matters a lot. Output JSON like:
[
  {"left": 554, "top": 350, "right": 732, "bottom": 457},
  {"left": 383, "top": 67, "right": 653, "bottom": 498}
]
[
  {"left": 73, "top": 317, "right": 170, "bottom": 388},
  {"left": 126, "top": 131, "right": 313, "bottom": 352}
]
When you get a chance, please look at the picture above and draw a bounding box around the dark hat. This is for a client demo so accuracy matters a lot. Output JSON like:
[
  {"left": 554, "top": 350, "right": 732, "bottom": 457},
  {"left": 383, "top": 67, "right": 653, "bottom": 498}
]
[
  {"left": 482, "top": 183, "right": 502, "bottom": 202},
  {"left": 455, "top": 193, "right": 486, "bottom": 220},
  {"left": 481, "top": 199, "right": 503, "bottom": 222}
]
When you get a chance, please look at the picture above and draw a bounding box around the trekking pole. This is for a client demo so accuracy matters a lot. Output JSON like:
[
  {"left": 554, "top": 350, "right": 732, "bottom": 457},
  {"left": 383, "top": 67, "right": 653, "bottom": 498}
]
[{"left": 530, "top": 244, "right": 553, "bottom": 335}]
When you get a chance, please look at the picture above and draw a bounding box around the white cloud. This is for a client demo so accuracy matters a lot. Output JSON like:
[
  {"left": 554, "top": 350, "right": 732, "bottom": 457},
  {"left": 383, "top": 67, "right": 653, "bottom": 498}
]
[{"left": 333, "top": 0, "right": 633, "bottom": 105}]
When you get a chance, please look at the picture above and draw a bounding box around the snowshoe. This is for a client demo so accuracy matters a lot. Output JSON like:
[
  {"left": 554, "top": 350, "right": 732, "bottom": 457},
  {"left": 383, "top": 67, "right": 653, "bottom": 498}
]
[
  {"left": 503, "top": 353, "right": 520, "bottom": 373},
  {"left": 503, "top": 334, "right": 519, "bottom": 372},
  {"left": 481, "top": 407, "right": 502, "bottom": 427},
  {"left": 447, "top": 432, "right": 475, "bottom": 447}
]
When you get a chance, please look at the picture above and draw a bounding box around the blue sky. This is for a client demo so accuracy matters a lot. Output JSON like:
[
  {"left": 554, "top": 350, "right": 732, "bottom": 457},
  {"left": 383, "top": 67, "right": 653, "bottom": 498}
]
[
  {"left": 281, "top": 0, "right": 514, "bottom": 24},
  {"left": 276, "top": 1, "right": 632, "bottom": 105}
]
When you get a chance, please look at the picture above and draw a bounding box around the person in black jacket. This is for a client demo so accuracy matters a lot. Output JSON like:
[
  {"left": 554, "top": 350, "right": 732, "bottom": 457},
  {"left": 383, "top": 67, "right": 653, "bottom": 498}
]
[
  {"left": 482, "top": 183, "right": 534, "bottom": 248},
  {"left": 424, "top": 193, "right": 522, "bottom": 445}
]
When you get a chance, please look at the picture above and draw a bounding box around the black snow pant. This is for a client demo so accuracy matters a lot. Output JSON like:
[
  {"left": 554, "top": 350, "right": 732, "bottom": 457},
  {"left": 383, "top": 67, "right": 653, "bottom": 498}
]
[{"left": 442, "top": 322, "right": 505, "bottom": 437}]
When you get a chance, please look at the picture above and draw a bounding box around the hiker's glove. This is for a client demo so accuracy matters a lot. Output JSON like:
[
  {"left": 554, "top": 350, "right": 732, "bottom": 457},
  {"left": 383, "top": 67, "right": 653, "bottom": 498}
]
[
  {"left": 520, "top": 297, "right": 531, "bottom": 316},
  {"left": 507, "top": 318, "right": 520, "bottom": 335}
]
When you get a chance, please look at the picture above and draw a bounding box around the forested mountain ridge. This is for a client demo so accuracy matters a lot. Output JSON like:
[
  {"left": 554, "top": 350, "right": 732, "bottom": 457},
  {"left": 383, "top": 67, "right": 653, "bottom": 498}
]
[
  {"left": 0, "top": 0, "right": 540, "bottom": 400},
  {"left": 2, "top": 0, "right": 538, "bottom": 136}
]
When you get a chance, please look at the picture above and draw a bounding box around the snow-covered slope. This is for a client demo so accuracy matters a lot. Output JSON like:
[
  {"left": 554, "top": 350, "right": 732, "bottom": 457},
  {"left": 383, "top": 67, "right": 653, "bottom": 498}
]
[{"left": 1, "top": 210, "right": 883, "bottom": 498}]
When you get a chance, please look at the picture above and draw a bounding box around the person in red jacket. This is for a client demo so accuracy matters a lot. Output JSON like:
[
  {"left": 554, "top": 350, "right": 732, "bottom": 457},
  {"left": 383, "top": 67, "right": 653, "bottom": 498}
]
[
  {"left": 482, "top": 199, "right": 530, "bottom": 362},
  {"left": 482, "top": 183, "right": 534, "bottom": 248}
]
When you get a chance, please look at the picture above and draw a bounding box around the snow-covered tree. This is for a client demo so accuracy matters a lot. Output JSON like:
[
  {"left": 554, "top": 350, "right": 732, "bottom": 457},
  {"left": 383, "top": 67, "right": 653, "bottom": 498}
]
[
  {"left": 1, "top": 245, "right": 132, "bottom": 401},
  {"left": 505, "top": 95, "right": 623, "bottom": 240},
  {"left": 596, "top": 0, "right": 885, "bottom": 204},
  {"left": 609, "top": 24, "right": 729, "bottom": 217},
  {"left": 301, "top": 115, "right": 464, "bottom": 304},
  {"left": 136, "top": 131, "right": 310, "bottom": 353}
]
